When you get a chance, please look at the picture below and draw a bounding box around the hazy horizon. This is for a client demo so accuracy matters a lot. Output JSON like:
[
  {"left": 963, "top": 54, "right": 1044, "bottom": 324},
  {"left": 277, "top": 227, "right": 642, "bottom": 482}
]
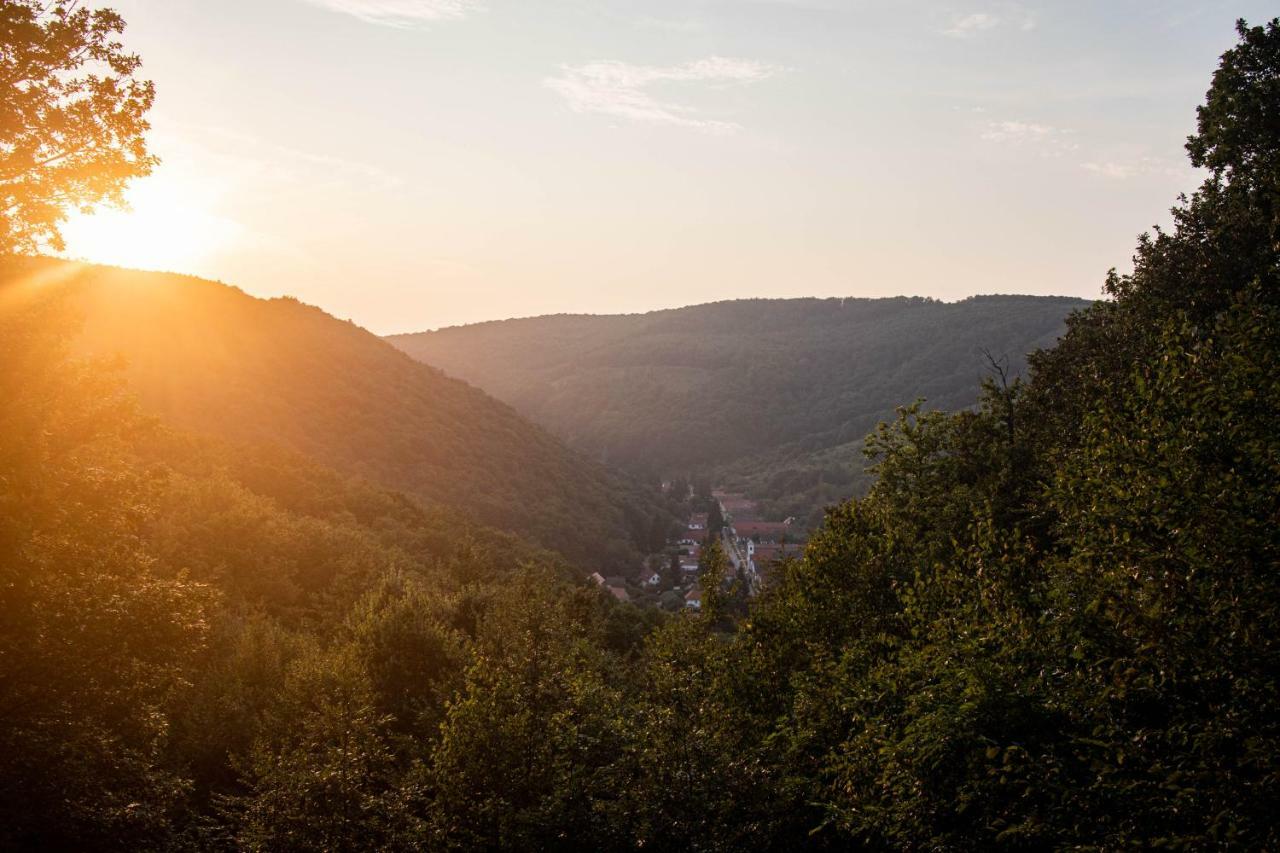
[
  {"left": 56, "top": 0, "right": 1274, "bottom": 334},
  {"left": 388, "top": 288, "right": 1092, "bottom": 335}
]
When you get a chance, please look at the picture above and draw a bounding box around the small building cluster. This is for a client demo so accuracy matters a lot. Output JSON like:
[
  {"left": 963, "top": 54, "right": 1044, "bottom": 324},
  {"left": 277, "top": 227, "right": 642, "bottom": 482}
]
[
  {"left": 593, "top": 487, "right": 806, "bottom": 612},
  {"left": 713, "top": 490, "right": 803, "bottom": 594}
]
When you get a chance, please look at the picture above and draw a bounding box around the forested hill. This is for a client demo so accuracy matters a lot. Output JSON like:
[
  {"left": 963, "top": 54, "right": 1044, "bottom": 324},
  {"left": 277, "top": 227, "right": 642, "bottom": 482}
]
[
  {"left": 389, "top": 294, "right": 1089, "bottom": 521},
  {"left": 11, "top": 258, "right": 674, "bottom": 572}
]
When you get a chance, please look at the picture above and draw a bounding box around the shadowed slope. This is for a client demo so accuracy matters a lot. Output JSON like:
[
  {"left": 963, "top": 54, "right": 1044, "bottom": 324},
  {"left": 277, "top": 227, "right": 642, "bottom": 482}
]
[{"left": 390, "top": 295, "right": 1090, "bottom": 521}]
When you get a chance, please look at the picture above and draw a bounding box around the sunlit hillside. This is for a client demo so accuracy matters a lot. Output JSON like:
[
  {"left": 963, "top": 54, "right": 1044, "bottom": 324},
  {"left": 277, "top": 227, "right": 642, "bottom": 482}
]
[{"left": 6, "top": 258, "right": 677, "bottom": 573}]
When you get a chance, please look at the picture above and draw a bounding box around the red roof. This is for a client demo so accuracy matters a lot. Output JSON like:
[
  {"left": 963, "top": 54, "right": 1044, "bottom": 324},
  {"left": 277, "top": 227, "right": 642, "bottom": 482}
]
[
  {"left": 752, "top": 543, "right": 803, "bottom": 563},
  {"left": 736, "top": 521, "right": 792, "bottom": 540}
]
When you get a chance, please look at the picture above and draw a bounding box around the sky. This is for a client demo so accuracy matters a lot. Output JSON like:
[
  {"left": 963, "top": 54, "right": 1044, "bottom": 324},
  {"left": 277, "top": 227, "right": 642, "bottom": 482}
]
[{"left": 59, "top": 0, "right": 1276, "bottom": 334}]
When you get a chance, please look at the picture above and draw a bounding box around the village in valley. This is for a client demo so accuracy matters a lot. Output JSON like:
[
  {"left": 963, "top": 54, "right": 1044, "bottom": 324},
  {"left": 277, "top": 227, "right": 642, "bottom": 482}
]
[{"left": 591, "top": 482, "right": 806, "bottom": 612}]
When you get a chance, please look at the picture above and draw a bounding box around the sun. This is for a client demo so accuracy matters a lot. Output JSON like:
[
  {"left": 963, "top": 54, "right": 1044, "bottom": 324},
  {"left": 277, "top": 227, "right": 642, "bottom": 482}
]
[{"left": 60, "top": 170, "right": 242, "bottom": 274}]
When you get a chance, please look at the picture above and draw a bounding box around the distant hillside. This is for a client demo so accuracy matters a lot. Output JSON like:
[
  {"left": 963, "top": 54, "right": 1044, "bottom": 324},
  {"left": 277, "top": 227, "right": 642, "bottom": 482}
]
[
  {"left": 8, "top": 258, "right": 674, "bottom": 572},
  {"left": 389, "top": 295, "right": 1091, "bottom": 525}
]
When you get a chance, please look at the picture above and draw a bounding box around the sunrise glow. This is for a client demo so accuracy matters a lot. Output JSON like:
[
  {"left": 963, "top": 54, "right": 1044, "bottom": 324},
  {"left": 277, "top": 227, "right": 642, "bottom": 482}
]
[
  {"left": 4, "top": 3, "right": 1278, "bottom": 847},
  {"left": 60, "top": 171, "right": 240, "bottom": 274}
]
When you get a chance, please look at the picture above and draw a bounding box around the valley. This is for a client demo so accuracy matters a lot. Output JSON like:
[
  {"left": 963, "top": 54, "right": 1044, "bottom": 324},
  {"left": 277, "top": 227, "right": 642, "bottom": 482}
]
[
  {"left": 389, "top": 294, "right": 1089, "bottom": 526},
  {"left": 3, "top": 4, "right": 1277, "bottom": 848}
]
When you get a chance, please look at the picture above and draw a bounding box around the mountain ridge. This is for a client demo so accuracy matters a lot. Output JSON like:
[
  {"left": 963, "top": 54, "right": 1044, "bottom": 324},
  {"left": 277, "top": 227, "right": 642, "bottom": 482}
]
[{"left": 389, "top": 293, "right": 1092, "bottom": 524}]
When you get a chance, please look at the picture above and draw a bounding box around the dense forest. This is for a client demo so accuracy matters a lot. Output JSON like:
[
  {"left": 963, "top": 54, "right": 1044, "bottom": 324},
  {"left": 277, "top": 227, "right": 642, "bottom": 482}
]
[
  {"left": 11, "top": 260, "right": 680, "bottom": 573},
  {"left": 2, "top": 4, "right": 1279, "bottom": 850},
  {"left": 390, "top": 294, "right": 1087, "bottom": 525}
]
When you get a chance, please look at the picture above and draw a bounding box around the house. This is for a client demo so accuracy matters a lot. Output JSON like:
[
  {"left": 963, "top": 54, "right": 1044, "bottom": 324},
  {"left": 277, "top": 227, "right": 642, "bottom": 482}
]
[
  {"left": 608, "top": 586, "right": 630, "bottom": 603},
  {"left": 748, "top": 542, "right": 805, "bottom": 583},
  {"left": 684, "top": 586, "right": 703, "bottom": 610},
  {"left": 588, "top": 572, "right": 607, "bottom": 586},
  {"left": 734, "top": 520, "right": 792, "bottom": 543},
  {"left": 750, "top": 542, "right": 803, "bottom": 564},
  {"left": 747, "top": 540, "right": 798, "bottom": 568},
  {"left": 659, "top": 589, "right": 685, "bottom": 611},
  {"left": 716, "top": 493, "right": 760, "bottom": 522},
  {"left": 636, "top": 567, "right": 662, "bottom": 587},
  {"left": 688, "top": 512, "right": 709, "bottom": 530}
]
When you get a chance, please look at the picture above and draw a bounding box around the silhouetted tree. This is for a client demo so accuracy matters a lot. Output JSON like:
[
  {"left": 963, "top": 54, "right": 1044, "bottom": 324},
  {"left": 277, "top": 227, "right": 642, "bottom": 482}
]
[
  {"left": 647, "top": 513, "right": 671, "bottom": 553},
  {"left": 665, "top": 551, "right": 683, "bottom": 589},
  {"left": 0, "top": 1, "right": 157, "bottom": 254},
  {"left": 692, "top": 475, "right": 713, "bottom": 502},
  {"left": 707, "top": 501, "right": 725, "bottom": 537}
]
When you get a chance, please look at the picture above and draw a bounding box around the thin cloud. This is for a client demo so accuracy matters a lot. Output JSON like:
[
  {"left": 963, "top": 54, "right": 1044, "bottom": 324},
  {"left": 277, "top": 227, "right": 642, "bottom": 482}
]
[
  {"left": 162, "top": 122, "right": 403, "bottom": 192},
  {"left": 981, "top": 119, "right": 1078, "bottom": 157},
  {"left": 944, "top": 12, "right": 1000, "bottom": 38},
  {"left": 1081, "top": 161, "right": 1136, "bottom": 179},
  {"left": 981, "top": 120, "right": 1054, "bottom": 143},
  {"left": 544, "top": 56, "right": 782, "bottom": 134},
  {"left": 1081, "top": 157, "right": 1188, "bottom": 180},
  {"left": 943, "top": 4, "right": 1035, "bottom": 38},
  {"left": 300, "top": 0, "right": 483, "bottom": 27}
]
